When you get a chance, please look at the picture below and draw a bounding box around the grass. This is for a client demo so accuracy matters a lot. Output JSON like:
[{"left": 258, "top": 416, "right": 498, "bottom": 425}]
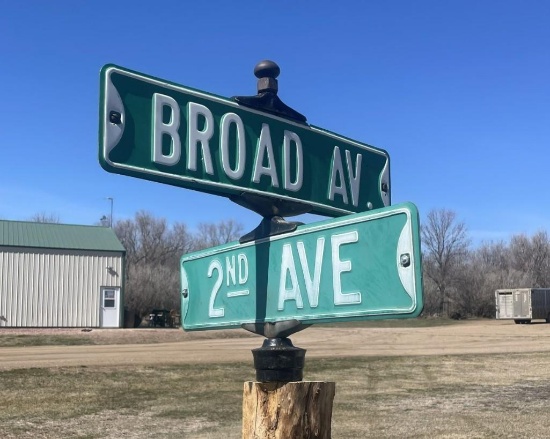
[
  {"left": 317, "top": 316, "right": 466, "bottom": 329},
  {"left": 2, "top": 352, "right": 550, "bottom": 438},
  {"left": 0, "top": 334, "right": 95, "bottom": 347},
  {"left": 0, "top": 317, "right": 466, "bottom": 348}
]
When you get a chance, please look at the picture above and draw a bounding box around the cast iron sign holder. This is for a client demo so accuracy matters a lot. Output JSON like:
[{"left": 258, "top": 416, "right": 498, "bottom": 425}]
[{"left": 232, "top": 60, "right": 312, "bottom": 382}]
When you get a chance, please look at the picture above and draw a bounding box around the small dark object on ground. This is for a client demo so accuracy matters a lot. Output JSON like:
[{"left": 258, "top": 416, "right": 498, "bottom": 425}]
[{"left": 450, "top": 311, "right": 463, "bottom": 320}]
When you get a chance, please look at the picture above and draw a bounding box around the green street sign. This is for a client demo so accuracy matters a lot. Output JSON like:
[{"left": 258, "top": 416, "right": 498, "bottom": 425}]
[
  {"left": 180, "top": 202, "right": 423, "bottom": 330},
  {"left": 99, "top": 64, "right": 390, "bottom": 217}
]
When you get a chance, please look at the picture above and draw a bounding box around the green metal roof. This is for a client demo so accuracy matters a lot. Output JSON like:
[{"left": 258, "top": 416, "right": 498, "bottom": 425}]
[{"left": 0, "top": 220, "right": 125, "bottom": 252}]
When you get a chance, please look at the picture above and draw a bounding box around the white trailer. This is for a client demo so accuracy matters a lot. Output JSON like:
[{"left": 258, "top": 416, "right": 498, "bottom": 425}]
[{"left": 495, "top": 288, "right": 550, "bottom": 324}]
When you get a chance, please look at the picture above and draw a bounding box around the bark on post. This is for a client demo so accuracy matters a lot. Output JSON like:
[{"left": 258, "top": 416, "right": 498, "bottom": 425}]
[{"left": 242, "top": 381, "right": 335, "bottom": 439}]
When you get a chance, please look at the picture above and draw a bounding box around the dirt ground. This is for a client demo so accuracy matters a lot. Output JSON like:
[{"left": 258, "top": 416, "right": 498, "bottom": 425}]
[{"left": 2, "top": 319, "right": 550, "bottom": 370}]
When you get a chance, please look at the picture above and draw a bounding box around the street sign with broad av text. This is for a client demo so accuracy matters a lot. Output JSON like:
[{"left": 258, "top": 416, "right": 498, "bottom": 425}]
[
  {"left": 180, "top": 203, "right": 423, "bottom": 330},
  {"left": 99, "top": 64, "right": 390, "bottom": 217}
]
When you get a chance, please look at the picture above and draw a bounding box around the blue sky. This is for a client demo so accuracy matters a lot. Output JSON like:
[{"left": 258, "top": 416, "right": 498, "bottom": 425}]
[{"left": 1, "top": 1, "right": 548, "bottom": 245}]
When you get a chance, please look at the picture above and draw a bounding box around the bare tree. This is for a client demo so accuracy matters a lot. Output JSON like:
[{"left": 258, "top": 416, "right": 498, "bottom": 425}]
[
  {"left": 421, "top": 209, "right": 470, "bottom": 316},
  {"left": 472, "top": 241, "right": 531, "bottom": 288},
  {"left": 530, "top": 231, "right": 550, "bottom": 287},
  {"left": 115, "top": 211, "right": 194, "bottom": 266},
  {"left": 193, "top": 219, "right": 244, "bottom": 250},
  {"left": 450, "top": 233, "right": 550, "bottom": 319},
  {"left": 510, "top": 231, "right": 550, "bottom": 287},
  {"left": 108, "top": 205, "right": 550, "bottom": 321},
  {"left": 455, "top": 242, "right": 524, "bottom": 318},
  {"left": 125, "top": 263, "right": 180, "bottom": 317},
  {"left": 29, "top": 212, "right": 60, "bottom": 223},
  {"left": 113, "top": 212, "right": 244, "bottom": 319},
  {"left": 114, "top": 211, "right": 194, "bottom": 318}
]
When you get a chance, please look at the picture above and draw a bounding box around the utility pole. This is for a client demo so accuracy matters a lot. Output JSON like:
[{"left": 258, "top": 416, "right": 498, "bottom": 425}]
[{"left": 107, "top": 197, "right": 113, "bottom": 227}]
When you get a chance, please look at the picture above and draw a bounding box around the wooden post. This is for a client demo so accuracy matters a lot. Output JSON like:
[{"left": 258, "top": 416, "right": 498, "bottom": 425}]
[{"left": 242, "top": 381, "right": 335, "bottom": 439}]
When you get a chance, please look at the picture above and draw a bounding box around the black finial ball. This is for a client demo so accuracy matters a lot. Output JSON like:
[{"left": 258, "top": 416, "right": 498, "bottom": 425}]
[{"left": 254, "top": 60, "right": 280, "bottom": 79}]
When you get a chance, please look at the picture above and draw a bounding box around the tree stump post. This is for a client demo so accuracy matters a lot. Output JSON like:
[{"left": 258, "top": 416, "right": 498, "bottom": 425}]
[
  {"left": 241, "top": 334, "right": 335, "bottom": 438},
  {"left": 242, "top": 381, "right": 335, "bottom": 439}
]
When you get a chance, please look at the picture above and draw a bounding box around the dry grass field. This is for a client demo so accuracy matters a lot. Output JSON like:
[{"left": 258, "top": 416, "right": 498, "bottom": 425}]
[{"left": 1, "top": 319, "right": 550, "bottom": 438}]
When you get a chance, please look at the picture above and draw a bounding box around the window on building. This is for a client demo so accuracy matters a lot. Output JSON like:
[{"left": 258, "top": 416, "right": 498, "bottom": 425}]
[{"left": 104, "top": 290, "right": 116, "bottom": 308}]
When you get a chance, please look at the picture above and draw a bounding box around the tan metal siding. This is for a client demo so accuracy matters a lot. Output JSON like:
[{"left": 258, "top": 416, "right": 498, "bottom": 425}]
[{"left": 0, "top": 247, "right": 123, "bottom": 327}]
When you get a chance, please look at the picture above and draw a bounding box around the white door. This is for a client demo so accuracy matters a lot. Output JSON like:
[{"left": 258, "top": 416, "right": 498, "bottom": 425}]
[{"left": 100, "top": 288, "right": 120, "bottom": 328}]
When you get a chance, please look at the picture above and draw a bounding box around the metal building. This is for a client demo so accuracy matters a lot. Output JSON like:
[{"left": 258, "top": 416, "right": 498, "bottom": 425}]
[{"left": 0, "top": 220, "right": 125, "bottom": 328}]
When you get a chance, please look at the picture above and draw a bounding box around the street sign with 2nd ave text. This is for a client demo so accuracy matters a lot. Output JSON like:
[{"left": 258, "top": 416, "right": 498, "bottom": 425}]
[
  {"left": 99, "top": 64, "right": 390, "bottom": 217},
  {"left": 180, "top": 203, "right": 423, "bottom": 330}
]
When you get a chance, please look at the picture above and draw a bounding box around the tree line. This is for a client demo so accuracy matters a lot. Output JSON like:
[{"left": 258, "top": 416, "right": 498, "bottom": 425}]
[
  {"left": 29, "top": 208, "right": 550, "bottom": 320},
  {"left": 421, "top": 209, "right": 550, "bottom": 318},
  {"left": 113, "top": 211, "right": 244, "bottom": 318},
  {"left": 117, "top": 208, "right": 549, "bottom": 320}
]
